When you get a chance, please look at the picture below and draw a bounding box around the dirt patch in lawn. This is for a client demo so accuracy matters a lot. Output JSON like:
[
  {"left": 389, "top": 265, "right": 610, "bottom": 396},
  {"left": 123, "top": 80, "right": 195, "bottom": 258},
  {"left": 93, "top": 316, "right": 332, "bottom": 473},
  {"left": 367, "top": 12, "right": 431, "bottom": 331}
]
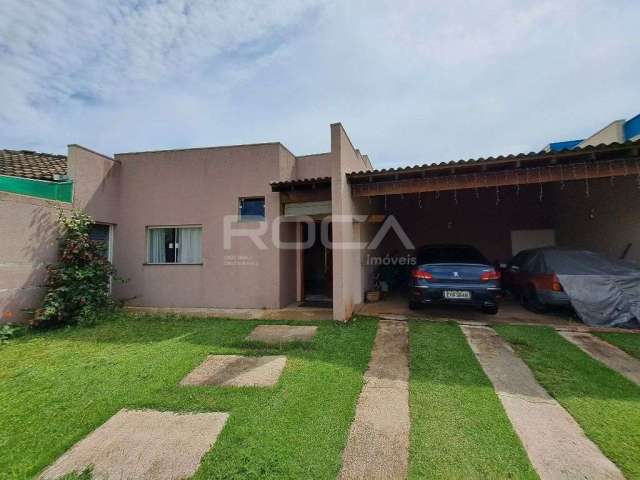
[
  {"left": 180, "top": 355, "right": 287, "bottom": 387},
  {"left": 246, "top": 325, "right": 318, "bottom": 344},
  {"left": 39, "top": 409, "right": 228, "bottom": 480}
]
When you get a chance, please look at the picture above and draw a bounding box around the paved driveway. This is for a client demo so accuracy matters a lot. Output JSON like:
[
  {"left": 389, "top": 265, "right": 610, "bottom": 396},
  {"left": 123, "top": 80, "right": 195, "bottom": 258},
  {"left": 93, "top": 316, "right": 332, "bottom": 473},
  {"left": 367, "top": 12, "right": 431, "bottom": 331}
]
[{"left": 357, "top": 293, "right": 576, "bottom": 327}]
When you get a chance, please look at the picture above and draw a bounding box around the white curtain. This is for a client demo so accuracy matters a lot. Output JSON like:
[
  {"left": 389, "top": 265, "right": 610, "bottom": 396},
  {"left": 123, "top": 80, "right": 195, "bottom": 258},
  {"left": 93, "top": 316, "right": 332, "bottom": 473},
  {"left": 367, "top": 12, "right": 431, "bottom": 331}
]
[
  {"left": 149, "top": 229, "right": 167, "bottom": 263},
  {"left": 178, "top": 228, "right": 202, "bottom": 263}
]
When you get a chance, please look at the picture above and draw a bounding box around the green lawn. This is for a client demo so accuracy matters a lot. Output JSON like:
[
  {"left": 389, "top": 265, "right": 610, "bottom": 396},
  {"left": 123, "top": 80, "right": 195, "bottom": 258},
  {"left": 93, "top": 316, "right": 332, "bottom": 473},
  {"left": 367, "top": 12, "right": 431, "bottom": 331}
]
[
  {"left": 496, "top": 325, "right": 640, "bottom": 479},
  {"left": 595, "top": 332, "right": 640, "bottom": 359},
  {"left": 408, "top": 322, "right": 537, "bottom": 479},
  {"left": 0, "top": 313, "right": 377, "bottom": 480}
]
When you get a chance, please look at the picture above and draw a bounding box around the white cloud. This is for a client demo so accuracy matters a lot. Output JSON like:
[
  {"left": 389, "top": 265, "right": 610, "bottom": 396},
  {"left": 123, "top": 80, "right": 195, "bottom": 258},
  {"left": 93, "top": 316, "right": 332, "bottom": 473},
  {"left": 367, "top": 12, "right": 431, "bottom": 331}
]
[{"left": 0, "top": 0, "right": 639, "bottom": 166}]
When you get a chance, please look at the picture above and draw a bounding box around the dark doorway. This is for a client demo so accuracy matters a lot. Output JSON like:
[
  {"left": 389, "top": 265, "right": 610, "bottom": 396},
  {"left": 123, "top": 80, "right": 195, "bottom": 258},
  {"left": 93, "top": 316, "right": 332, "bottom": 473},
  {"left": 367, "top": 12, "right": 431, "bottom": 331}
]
[{"left": 301, "top": 221, "right": 332, "bottom": 308}]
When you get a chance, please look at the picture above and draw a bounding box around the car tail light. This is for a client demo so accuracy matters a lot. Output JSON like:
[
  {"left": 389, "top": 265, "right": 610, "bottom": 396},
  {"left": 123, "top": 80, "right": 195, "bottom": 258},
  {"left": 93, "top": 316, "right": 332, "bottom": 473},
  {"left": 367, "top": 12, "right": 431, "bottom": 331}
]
[
  {"left": 412, "top": 268, "right": 433, "bottom": 280},
  {"left": 480, "top": 270, "right": 501, "bottom": 281},
  {"left": 552, "top": 274, "right": 563, "bottom": 292}
]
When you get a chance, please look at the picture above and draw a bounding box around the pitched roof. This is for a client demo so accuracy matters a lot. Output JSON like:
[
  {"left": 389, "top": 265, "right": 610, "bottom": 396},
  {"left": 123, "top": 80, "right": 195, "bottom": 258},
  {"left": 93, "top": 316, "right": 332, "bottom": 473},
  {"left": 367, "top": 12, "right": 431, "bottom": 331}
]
[{"left": 0, "top": 149, "right": 67, "bottom": 181}]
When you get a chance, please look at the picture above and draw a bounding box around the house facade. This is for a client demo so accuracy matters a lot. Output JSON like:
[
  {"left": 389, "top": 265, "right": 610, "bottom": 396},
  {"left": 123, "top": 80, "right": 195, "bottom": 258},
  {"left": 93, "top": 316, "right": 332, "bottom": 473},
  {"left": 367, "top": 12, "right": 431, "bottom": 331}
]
[
  {"left": 2, "top": 121, "right": 640, "bottom": 322},
  {"left": 1, "top": 124, "right": 376, "bottom": 321}
]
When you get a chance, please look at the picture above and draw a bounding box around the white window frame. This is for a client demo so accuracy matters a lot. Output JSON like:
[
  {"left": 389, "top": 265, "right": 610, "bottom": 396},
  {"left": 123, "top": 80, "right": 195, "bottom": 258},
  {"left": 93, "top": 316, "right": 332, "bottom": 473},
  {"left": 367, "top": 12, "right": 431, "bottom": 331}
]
[{"left": 146, "top": 225, "right": 203, "bottom": 265}]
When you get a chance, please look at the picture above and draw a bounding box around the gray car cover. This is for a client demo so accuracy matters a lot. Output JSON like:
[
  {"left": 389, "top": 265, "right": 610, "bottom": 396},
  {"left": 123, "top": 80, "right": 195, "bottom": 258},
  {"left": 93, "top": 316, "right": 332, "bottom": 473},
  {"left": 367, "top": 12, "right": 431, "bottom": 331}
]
[{"left": 524, "top": 248, "right": 640, "bottom": 328}]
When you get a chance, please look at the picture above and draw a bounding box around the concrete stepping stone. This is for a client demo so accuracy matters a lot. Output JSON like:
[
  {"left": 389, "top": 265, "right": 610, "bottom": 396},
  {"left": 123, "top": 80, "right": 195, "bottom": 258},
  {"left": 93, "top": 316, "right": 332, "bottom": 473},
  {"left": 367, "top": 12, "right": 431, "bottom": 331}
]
[
  {"left": 339, "top": 320, "right": 409, "bottom": 480},
  {"left": 246, "top": 325, "right": 317, "bottom": 344},
  {"left": 180, "top": 355, "right": 286, "bottom": 387},
  {"left": 462, "top": 325, "right": 623, "bottom": 480},
  {"left": 378, "top": 314, "right": 408, "bottom": 321},
  {"left": 558, "top": 330, "right": 640, "bottom": 386},
  {"left": 39, "top": 409, "right": 229, "bottom": 480}
]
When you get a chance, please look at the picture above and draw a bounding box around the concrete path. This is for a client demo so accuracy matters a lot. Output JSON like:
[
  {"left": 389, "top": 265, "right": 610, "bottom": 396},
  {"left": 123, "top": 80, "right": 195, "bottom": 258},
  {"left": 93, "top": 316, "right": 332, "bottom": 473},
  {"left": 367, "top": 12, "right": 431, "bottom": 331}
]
[
  {"left": 40, "top": 409, "right": 229, "bottom": 480},
  {"left": 338, "top": 320, "right": 410, "bottom": 480},
  {"left": 245, "top": 325, "right": 317, "bottom": 344},
  {"left": 558, "top": 330, "right": 640, "bottom": 386},
  {"left": 180, "top": 355, "right": 287, "bottom": 387},
  {"left": 462, "top": 325, "right": 623, "bottom": 480}
]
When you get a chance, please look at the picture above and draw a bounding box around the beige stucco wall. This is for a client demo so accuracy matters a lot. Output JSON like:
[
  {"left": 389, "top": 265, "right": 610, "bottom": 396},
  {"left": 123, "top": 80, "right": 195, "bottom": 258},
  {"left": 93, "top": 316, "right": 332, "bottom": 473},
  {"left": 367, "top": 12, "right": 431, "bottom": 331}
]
[
  {"left": 551, "top": 176, "right": 640, "bottom": 263},
  {"left": 0, "top": 193, "right": 65, "bottom": 322},
  {"left": 330, "top": 123, "right": 373, "bottom": 321},
  {"left": 296, "top": 153, "right": 332, "bottom": 179},
  {"left": 277, "top": 145, "right": 299, "bottom": 307},
  {"left": 68, "top": 145, "right": 121, "bottom": 224},
  {"left": 112, "top": 143, "right": 296, "bottom": 309}
]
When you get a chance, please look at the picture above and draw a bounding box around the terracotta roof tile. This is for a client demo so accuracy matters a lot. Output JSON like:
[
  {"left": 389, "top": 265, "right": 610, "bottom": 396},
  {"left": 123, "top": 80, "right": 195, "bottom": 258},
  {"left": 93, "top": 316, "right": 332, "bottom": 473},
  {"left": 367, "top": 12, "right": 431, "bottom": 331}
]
[{"left": 0, "top": 149, "right": 67, "bottom": 181}]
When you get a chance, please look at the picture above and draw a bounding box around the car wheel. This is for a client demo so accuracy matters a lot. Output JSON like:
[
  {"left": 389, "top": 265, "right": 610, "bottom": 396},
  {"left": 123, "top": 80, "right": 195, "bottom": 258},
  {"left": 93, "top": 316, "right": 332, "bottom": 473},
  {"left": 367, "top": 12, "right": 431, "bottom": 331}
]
[
  {"left": 522, "top": 285, "right": 548, "bottom": 313},
  {"left": 409, "top": 301, "right": 421, "bottom": 310},
  {"left": 481, "top": 305, "right": 498, "bottom": 315}
]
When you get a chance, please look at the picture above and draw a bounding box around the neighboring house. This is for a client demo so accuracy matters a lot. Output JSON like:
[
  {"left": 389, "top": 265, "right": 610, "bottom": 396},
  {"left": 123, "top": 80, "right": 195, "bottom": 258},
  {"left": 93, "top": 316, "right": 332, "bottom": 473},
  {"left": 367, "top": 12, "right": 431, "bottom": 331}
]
[
  {"left": 545, "top": 113, "right": 640, "bottom": 152},
  {"left": 2, "top": 121, "right": 640, "bottom": 322}
]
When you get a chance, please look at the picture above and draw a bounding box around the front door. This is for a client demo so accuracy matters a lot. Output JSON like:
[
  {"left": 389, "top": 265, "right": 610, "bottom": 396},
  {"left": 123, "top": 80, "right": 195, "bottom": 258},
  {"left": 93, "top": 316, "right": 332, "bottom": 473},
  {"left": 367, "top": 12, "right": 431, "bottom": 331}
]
[
  {"left": 324, "top": 223, "right": 332, "bottom": 298},
  {"left": 302, "top": 221, "right": 332, "bottom": 306}
]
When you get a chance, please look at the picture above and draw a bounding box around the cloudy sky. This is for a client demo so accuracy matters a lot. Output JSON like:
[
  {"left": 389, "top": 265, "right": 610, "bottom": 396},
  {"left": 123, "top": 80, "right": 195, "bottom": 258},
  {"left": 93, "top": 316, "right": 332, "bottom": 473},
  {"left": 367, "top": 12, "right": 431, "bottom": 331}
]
[{"left": 1, "top": 0, "right": 638, "bottom": 169}]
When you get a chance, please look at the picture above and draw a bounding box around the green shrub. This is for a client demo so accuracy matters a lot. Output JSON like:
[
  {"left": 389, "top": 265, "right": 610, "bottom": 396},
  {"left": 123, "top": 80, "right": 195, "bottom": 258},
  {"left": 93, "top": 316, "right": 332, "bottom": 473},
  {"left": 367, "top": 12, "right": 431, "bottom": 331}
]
[
  {"left": 0, "top": 323, "right": 25, "bottom": 343},
  {"left": 34, "top": 210, "right": 119, "bottom": 328}
]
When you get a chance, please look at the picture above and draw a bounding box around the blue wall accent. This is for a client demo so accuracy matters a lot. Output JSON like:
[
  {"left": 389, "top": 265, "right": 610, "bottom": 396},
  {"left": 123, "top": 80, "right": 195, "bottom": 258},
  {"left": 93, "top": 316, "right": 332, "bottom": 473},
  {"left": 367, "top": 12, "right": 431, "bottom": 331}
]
[{"left": 624, "top": 114, "right": 640, "bottom": 140}]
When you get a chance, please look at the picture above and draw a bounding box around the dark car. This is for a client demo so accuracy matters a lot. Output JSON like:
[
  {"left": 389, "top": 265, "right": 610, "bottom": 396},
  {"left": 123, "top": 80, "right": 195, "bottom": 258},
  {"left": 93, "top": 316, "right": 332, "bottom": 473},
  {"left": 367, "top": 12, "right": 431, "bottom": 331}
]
[
  {"left": 502, "top": 248, "right": 571, "bottom": 313},
  {"left": 409, "top": 244, "right": 502, "bottom": 314}
]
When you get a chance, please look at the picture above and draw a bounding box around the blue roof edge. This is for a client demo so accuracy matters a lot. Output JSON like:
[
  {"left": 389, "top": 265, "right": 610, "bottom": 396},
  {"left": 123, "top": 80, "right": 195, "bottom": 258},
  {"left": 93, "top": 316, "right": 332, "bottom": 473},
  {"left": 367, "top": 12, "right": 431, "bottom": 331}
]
[
  {"left": 624, "top": 113, "right": 640, "bottom": 140},
  {"left": 546, "top": 139, "right": 584, "bottom": 152}
]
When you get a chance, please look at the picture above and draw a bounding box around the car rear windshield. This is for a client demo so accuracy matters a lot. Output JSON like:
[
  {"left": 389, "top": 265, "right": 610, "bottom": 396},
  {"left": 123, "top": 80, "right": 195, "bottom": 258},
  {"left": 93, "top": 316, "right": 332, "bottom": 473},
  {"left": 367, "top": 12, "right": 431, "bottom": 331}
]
[{"left": 417, "top": 246, "right": 488, "bottom": 265}]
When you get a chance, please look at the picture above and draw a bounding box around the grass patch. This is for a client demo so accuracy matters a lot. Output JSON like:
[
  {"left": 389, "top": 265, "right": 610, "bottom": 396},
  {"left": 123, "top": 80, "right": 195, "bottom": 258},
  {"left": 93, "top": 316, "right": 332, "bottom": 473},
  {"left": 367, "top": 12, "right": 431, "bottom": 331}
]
[
  {"left": 0, "top": 313, "right": 377, "bottom": 480},
  {"left": 594, "top": 332, "right": 640, "bottom": 360},
  {"left": 496, "top": 325, "right": 640, "bottom": 479},
  {"left": 409, "top": 321, "right": 537, "bottom": 479}
]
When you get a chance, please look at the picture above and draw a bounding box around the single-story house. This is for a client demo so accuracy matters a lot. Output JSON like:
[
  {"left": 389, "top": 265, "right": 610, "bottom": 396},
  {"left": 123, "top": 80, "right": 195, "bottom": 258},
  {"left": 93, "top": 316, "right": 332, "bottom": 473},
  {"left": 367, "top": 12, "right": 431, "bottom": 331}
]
[{"left": 2, "top": 118, "right": 640, "bottom": 322}]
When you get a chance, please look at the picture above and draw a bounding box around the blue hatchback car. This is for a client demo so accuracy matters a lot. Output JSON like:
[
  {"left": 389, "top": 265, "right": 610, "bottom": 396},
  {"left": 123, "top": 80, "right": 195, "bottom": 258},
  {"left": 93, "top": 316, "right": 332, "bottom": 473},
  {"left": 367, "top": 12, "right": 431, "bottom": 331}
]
[{"left": 409, "top": 244, "right": 502, "bottom": 314}]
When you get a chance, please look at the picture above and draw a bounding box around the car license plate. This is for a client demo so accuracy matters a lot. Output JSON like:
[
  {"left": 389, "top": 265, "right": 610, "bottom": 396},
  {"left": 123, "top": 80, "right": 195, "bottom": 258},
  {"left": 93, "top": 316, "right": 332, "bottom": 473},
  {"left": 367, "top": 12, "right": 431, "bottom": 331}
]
[{"left": 443, "top": 290, "right": 471, "bottom": 300}]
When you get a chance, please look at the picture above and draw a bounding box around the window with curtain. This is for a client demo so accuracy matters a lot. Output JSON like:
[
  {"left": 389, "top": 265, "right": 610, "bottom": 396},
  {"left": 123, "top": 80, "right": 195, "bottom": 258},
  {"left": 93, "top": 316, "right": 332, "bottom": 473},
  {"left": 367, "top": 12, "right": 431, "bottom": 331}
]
[{"left": 147, "top": 226, "right": 202, "bottom": 264}]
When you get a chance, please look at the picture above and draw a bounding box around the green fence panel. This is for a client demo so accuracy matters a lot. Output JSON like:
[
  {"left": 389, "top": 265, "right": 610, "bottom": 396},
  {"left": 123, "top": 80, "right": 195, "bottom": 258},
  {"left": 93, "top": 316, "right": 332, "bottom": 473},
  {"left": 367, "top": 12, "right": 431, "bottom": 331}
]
[{"left": 0, "top": 175, "right": 73, "bottom": 202}]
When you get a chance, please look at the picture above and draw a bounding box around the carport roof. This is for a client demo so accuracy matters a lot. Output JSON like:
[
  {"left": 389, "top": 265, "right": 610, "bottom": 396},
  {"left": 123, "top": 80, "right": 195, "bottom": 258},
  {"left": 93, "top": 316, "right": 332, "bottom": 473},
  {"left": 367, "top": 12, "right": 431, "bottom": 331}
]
[
  {"left": 347, "top": 139, "right": 640, "bottom": 180},
  {"left": 347, "top": 139, "right": 640, "bottom": 197}
]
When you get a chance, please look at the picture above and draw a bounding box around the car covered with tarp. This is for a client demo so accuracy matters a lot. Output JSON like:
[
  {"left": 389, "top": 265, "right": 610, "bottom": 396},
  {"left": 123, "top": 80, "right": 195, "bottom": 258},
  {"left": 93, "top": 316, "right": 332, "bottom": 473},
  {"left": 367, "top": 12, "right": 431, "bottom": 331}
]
[{"left": 506, "top": 247, "right": 640, "bottom": 328}]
